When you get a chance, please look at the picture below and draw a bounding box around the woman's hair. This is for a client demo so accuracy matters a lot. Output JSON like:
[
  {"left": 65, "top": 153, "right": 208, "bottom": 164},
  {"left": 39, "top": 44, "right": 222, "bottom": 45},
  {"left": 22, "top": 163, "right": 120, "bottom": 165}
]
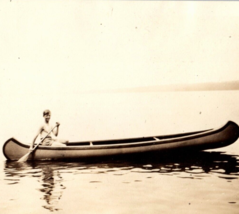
[{"left": 43, "top": 109, "right": 51, "bottom": 116}]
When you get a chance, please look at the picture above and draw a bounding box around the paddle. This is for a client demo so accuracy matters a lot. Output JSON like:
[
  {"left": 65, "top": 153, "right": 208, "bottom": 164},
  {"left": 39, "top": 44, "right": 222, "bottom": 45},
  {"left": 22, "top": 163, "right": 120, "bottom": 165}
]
[{"left": 17, "top": 124, "right": 58, "bottom": 162}]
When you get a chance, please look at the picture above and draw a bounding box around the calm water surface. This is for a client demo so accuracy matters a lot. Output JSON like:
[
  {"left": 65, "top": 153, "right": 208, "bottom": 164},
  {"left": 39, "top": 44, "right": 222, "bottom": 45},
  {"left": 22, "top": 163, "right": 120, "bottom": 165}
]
[
  {"left": 1, "top": 150, "right": 239, "bottom": 214},
  {"left": 1, "top": 91, "right": 239, "bottom": 214}
]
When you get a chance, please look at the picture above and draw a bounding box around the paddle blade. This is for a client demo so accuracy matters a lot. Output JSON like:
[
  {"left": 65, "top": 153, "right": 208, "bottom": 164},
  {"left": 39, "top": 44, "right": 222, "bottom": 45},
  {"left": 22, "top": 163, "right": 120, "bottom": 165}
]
[{"left": 17, "top": 151, "right": 31, "bottom": 162}]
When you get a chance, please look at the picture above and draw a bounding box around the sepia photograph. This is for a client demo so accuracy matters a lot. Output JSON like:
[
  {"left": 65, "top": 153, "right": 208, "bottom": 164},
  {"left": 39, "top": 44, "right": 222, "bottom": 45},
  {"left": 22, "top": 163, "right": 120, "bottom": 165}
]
[{"left": 1, "top": 1, "right": 239, "bottom": 213}]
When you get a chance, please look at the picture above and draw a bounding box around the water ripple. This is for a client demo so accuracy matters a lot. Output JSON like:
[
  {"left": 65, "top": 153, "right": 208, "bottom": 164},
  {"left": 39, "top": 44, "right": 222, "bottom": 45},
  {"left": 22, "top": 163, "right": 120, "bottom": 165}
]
[{"left": 2, "top": 150, "right": 239, "bottom": 212}]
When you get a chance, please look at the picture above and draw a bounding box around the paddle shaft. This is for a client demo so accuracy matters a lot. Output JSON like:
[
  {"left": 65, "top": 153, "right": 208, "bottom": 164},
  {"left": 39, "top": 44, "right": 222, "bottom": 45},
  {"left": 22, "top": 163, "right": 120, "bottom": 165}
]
[{"left": 17, "top": 124, "right": 58, "bottom": 162}]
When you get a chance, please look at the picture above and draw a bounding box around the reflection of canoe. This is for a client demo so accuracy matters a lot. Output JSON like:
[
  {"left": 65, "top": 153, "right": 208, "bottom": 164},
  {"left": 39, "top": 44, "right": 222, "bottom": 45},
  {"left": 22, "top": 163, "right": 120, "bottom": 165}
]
[{"left": 3, "top": 121, "right": 239, "bottom": 161}]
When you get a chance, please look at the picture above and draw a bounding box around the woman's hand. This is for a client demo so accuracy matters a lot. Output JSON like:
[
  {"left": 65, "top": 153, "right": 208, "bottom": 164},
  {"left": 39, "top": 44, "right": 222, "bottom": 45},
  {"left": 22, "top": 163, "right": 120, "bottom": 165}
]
[{"left": 56, "top": 122, "right": 60, "bottom": 127}]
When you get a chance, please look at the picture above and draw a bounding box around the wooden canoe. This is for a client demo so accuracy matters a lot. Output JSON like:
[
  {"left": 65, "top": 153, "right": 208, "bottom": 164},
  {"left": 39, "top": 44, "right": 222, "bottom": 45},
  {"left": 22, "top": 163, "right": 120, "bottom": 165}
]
[{"left": 3, "top": 121, "right": 239, "bottom": 161}]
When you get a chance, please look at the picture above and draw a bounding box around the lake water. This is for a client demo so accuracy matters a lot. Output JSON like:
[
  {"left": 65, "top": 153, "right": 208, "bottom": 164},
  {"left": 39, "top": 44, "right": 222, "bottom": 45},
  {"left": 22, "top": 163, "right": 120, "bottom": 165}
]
[{"left": 1, "top": 91, "right": 239, "bottom": 214}]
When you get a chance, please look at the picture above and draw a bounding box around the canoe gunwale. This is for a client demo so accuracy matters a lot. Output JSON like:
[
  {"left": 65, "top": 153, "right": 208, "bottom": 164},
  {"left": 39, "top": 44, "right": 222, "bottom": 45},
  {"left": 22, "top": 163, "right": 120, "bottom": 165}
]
[
  {"left": 4, "top": 121, "right": 238, "bottom": 150},
  {"left": 4, "top": 126, "right": 215, "bottom": 151}
]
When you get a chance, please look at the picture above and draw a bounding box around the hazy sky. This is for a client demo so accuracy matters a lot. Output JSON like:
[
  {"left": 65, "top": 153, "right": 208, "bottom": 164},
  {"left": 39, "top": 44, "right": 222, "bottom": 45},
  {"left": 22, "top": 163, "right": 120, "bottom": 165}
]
[{"left": 1, "top": 1, "right": 239, "bottom": 96}]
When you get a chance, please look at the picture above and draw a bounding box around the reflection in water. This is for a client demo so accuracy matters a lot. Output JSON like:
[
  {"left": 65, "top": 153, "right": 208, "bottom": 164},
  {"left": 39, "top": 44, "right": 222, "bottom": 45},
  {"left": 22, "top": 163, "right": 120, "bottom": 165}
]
[
  {"left": 4, "top": 151, "right": 239, "bottom": 211},
  {"left": 39, "top": 165, "right": 65, "bottom": 211},
  {"left": 4, "top": 161, "right": 66, "bottom": 212}
]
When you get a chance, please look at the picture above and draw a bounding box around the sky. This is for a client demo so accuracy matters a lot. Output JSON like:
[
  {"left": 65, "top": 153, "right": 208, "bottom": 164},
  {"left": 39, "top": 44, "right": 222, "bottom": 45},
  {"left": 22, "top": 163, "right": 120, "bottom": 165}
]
[
  {"left": 1, "top": 1, "right": 239, "bottom": 96},
  {"left": 1, "top": 1, "right": 239, "bottom": 143}
]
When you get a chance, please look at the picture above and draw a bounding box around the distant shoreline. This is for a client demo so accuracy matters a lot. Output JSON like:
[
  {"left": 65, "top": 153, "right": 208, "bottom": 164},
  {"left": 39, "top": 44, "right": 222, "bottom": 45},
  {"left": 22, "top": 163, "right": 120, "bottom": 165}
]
[{"left": 86, "top": 81, "right": 239, "bottom": 93}]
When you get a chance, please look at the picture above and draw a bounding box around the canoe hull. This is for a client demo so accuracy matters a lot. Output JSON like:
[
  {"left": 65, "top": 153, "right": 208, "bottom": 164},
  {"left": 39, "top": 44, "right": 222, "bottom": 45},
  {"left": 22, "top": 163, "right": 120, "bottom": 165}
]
[{"left": 3, "top": 121, "right": 239, "bottom": 161}]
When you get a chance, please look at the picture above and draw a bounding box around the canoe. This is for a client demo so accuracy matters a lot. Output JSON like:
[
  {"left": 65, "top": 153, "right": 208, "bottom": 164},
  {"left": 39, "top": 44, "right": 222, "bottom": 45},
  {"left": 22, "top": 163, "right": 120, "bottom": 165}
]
[{"left": 3, "top": 121, "right": 239, "bottom": 161}]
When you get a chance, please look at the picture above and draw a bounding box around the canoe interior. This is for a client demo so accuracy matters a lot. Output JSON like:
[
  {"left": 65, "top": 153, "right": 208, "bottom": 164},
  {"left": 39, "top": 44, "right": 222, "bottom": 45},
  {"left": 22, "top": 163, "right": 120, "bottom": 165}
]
[{"left": 68, "top": 129, "right": 211, "bottom": 146}]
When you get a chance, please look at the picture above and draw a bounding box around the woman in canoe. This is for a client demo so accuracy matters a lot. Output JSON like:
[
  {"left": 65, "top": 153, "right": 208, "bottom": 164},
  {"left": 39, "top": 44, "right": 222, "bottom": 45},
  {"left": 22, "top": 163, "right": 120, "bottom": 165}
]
[{"left": 29, "top": 110, "right": 68, "bottom": 151}]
